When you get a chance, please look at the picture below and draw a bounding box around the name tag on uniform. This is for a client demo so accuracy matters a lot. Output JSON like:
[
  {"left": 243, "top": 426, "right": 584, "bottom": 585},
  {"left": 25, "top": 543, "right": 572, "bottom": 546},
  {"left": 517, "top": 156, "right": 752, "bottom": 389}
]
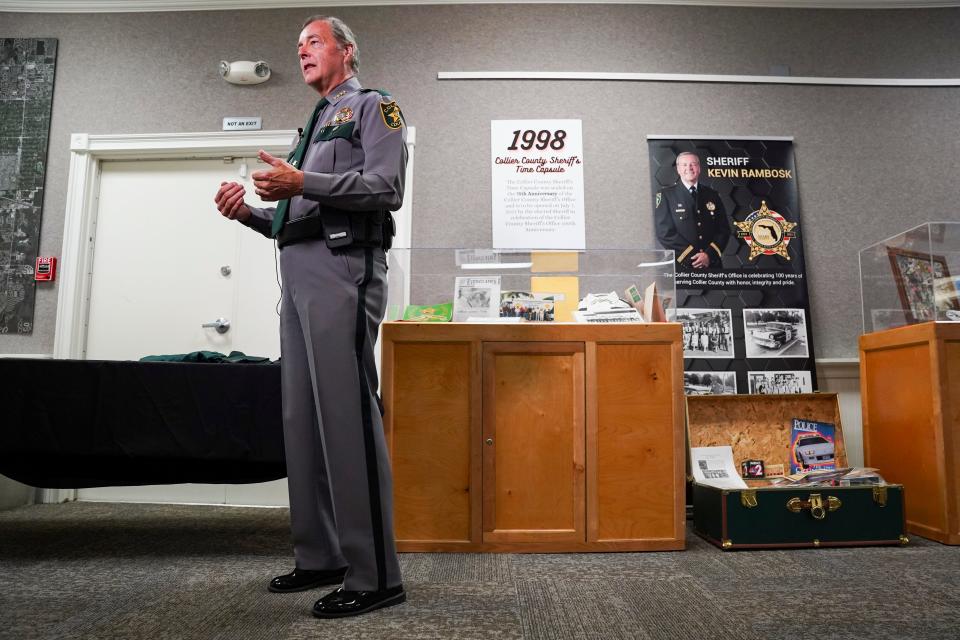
[
  {"left": 329, "top": 231, "right": 347, "bottom": 240},
  {"left": 314, "top": 122, "right": 355, "bottom": 143}
]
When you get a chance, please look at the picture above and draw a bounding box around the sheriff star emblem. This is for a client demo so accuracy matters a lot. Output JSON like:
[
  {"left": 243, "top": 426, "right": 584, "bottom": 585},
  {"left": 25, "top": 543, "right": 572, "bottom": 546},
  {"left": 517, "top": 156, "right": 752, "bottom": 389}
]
[
  {"left": 706, "top": 202, "right": 716, "bottom": 212},
  {"left": 734, "top": 200, "right": 798, "bottom": 260}
]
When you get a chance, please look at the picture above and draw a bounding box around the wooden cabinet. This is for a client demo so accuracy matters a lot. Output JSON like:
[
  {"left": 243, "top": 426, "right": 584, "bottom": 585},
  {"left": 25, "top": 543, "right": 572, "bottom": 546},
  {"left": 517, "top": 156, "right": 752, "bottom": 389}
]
[
  {"left": 381, "top": 323, "right": 685, "bottom": 552},
  {"left": 860, "top": 322, "right": 960, "bottom": 544}
]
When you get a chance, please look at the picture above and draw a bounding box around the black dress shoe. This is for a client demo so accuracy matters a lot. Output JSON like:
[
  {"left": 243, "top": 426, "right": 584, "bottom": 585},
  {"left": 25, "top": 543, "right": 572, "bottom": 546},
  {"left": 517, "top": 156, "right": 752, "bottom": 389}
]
[
  {"left": 312, "top": 585, "right": 406, "bottom": 618},
  {"left": 268, "top": 567, "right": 348, "bottom": 593}
]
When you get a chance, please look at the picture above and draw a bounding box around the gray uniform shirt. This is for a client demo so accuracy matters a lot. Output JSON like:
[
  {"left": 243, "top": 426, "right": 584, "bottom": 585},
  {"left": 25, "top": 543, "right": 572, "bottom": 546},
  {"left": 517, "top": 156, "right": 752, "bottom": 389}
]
[{"left": 245, "top": 76, "right": 407, "bottom": 236}]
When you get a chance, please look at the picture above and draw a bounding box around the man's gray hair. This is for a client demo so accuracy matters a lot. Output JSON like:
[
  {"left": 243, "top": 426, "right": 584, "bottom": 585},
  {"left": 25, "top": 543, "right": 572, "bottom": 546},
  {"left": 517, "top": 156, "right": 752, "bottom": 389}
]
[
  {"left": 676, "top": 151, "right": 700, "bottom": 164},
  {"left": 302, "top": 15, "right": 359, "bottom": 73}
]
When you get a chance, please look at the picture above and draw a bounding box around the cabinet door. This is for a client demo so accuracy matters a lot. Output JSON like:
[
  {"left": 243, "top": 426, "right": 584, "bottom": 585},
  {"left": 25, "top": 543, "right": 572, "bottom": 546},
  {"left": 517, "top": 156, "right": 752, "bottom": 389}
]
[
  {"left": 482, "top": 342, "right": 585, "bottom": 543},
  {"left": 387, "top": 341, "right": 475, "bottom": 545},
  {"left": 590, "top": 342, "right": 684, "bottom": 543}
]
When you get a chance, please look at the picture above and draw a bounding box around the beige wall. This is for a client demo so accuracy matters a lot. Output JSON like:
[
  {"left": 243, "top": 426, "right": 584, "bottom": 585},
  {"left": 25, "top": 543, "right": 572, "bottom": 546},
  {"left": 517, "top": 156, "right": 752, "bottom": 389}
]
[{"left": 2, "top": 5, "right": 959, "bottom": 358}]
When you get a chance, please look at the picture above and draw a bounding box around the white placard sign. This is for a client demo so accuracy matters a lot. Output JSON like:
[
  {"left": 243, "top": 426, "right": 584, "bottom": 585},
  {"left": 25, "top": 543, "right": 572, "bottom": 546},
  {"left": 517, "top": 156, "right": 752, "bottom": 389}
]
[
  {"left": 491, "top": 119, "right": 585, "bottom": 249},
  {"left": 222, "top": 116, "right": 262, "bottom": 131}
]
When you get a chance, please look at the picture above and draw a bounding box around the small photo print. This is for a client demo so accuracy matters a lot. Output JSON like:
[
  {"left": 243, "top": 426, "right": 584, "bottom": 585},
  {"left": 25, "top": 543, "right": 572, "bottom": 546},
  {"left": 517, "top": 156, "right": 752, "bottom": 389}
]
[
  {"left": 677, "top": 308, "right": 735, "bottom": 359},
  {"left": 747, "top": 370, "right": 813, "bottom": 394},
  {"left": 934, "top": 274, "right": 960, "bottom": 321},
  {"left": 684, "top": 371, "right": 738, "bottom": 395},
  {"left": 742, "top": 308, "right": 809, "bottom": 358},
  {"left": 500, "top": 291, "right": 556, "bottom": 322}
]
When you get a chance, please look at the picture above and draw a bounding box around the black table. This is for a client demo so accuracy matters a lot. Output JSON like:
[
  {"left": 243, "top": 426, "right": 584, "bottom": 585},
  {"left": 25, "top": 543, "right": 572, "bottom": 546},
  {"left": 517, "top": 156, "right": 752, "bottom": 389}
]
[{"left": 0, "top": 359, "right": 286, "bottom": 488}]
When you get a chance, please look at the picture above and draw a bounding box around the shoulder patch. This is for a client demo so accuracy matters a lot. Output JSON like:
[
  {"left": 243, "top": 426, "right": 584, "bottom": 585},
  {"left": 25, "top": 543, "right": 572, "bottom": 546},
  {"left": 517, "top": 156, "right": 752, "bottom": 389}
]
[{"left": 379, "top": 100, "right": 404, "bottom": 130}]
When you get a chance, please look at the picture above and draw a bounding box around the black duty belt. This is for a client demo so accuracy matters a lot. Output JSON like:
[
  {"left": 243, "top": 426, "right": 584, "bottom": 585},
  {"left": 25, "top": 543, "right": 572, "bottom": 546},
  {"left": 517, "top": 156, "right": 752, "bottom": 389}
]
[
  {"left": 276, "top": 212, "right": 395, "bottom": 251},
  {"left": 276, "top": 215, "right": 323, "bottom": 248}
]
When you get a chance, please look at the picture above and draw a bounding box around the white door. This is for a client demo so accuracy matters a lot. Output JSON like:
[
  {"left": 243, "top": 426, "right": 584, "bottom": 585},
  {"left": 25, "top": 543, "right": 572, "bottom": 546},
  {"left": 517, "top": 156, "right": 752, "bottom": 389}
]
[{"left": 78, "top": 157, "right": 289, "bottom": 505}]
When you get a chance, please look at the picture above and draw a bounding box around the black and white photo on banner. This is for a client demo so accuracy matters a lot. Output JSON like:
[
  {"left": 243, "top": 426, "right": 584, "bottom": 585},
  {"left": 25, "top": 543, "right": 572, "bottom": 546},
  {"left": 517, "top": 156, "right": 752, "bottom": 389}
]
[
  {"left": 674, "top": 308, "right": 734, "bottom": 359},
  {"left": 684, "top": 371, "right": 737, "bottom": 395},
  {"left": 747, "top": 370, "right": 813, "bottom": 394},
  {"left": 742, "top": 308, "right": 809, "bottom": 358}
]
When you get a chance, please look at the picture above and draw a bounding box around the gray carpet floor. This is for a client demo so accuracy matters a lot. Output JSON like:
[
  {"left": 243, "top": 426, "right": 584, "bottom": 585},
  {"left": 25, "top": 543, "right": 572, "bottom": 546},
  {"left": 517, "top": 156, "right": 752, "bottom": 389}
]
[{"left": 0, "top": 502, "right": 958, "bottom": 640}]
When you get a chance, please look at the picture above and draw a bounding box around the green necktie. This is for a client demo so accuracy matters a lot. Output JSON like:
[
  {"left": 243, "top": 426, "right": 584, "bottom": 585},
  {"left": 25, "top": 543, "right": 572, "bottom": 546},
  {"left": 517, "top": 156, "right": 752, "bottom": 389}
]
[{"left": 271, "top": 97, "right": 329, "bottom": 238}]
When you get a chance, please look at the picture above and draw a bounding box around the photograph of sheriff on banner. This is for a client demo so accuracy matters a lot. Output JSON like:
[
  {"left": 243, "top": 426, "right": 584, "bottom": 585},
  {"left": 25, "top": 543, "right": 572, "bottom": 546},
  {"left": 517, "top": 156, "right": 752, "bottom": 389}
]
[{"left": 647, "top": 136, "right": 816, "bottom": 396}]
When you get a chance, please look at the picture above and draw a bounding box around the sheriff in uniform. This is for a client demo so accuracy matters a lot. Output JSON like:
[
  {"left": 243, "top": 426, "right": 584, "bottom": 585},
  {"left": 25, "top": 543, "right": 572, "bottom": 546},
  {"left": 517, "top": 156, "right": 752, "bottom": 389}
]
[
  {"left": 214, "top": 15, "right": 406, "bottom": 619},
  {"left": 655, "top": 151, "right": 730, "bottom": 269}
]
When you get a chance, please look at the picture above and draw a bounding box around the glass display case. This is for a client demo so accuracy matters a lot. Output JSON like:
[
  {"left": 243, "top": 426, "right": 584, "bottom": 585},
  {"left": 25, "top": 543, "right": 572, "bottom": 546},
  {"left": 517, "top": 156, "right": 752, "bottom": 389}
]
[
  {"left": 860, "top": 222, "right": 960, "bottom": 333},
  {"left": 384, "top": 248, "right": 676, "bottom": 324}
]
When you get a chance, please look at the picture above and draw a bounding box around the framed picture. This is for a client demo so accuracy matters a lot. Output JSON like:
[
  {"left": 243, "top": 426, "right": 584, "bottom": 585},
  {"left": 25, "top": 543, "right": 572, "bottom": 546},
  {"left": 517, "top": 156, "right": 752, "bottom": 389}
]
[{"left": 887, "top": 248, "right": 959, "bottom": 323}]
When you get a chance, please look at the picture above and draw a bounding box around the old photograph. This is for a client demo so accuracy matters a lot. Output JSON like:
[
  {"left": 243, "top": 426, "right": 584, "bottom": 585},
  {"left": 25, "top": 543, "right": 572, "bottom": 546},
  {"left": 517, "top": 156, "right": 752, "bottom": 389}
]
[
  {"left": 742, "top": 308, "right": 809, "bottom": 358},
  {"left": 452, "top": 276, "right": 501, "bottom": 322},
  {"left": 684, "top": 371, "right": 737, "bottom": 395},
  {"left": 676, "top": 308, "right": 735, "bottom": 359},
  {"left": 747, "top": 370, "right": 813, "bottom": 394}
]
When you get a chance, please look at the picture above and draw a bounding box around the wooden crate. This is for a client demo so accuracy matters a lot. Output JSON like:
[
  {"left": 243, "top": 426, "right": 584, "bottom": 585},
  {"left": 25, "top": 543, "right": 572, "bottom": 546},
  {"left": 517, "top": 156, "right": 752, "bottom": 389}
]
[{"left": 860, "top": 321, "right": 960, "bottom": 544}]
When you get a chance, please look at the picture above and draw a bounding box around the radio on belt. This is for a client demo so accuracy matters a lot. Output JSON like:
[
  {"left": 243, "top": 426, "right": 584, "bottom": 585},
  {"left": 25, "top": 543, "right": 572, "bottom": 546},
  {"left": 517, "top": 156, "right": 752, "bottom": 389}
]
[{"left": 35, "top": 257, "right": 57, "bottom": 282}]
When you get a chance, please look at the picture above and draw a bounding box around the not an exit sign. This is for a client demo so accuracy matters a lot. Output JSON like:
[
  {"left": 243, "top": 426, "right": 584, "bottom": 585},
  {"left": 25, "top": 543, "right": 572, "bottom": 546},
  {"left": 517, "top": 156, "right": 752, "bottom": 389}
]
[{"left": 222, "top": 117, "right": 262, "bottom": 131}]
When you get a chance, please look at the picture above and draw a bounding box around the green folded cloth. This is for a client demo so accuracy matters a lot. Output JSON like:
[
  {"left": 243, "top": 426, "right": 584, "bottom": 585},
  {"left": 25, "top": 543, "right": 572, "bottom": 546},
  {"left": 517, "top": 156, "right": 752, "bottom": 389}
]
[{"left": 139, "top": 350, "right": 271, "bottom": 363}]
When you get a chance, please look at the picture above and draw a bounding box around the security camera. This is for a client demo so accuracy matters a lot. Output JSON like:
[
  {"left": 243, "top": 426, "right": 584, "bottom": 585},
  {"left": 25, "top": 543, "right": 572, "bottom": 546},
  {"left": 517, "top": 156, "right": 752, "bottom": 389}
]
[{"left": 219, "top": 60, "right": 271, "bottom": 85}]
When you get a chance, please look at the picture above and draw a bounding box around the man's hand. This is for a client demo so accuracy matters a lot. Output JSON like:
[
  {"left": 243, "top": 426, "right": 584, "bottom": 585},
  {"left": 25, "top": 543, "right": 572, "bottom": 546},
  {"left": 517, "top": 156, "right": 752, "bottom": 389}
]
[
  {"left": 691, "top": 250, "right": 711, "bottom": 269},
  {"left": 215, "top": 181, "right": 252, "bottom": 222},
  {"left": 252, "top": 150, "right": 304, "bottom": 201}
]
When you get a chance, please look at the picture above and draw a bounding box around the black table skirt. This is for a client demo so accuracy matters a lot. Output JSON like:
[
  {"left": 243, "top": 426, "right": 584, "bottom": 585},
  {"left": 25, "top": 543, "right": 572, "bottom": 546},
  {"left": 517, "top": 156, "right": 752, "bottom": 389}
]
[{"left": 0, "top": 359, "right": 286, "bottom": 488}]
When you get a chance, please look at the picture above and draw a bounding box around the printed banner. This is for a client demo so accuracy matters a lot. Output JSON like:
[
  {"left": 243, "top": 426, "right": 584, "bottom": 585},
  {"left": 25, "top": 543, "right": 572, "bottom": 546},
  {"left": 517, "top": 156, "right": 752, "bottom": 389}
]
[
  {"left": 491, "top": 119, "right": 584, "bottom": 249},
  {"left": 647, "top": 137, "right": 817, "bottom": 394}
]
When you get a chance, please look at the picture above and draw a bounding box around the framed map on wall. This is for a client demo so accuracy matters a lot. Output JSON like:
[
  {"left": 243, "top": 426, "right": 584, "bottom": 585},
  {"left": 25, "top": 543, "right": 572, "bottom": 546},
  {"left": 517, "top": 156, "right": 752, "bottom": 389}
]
[{"left": 0, "top": 38, "right": 57, "bottom": 335}]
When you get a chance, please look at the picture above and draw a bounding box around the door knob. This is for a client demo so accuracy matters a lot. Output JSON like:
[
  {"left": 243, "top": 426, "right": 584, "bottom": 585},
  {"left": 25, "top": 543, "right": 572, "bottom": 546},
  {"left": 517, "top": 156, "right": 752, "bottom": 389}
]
[{"left": 201, "top": 318, "right": 230, "bottom": 334}]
